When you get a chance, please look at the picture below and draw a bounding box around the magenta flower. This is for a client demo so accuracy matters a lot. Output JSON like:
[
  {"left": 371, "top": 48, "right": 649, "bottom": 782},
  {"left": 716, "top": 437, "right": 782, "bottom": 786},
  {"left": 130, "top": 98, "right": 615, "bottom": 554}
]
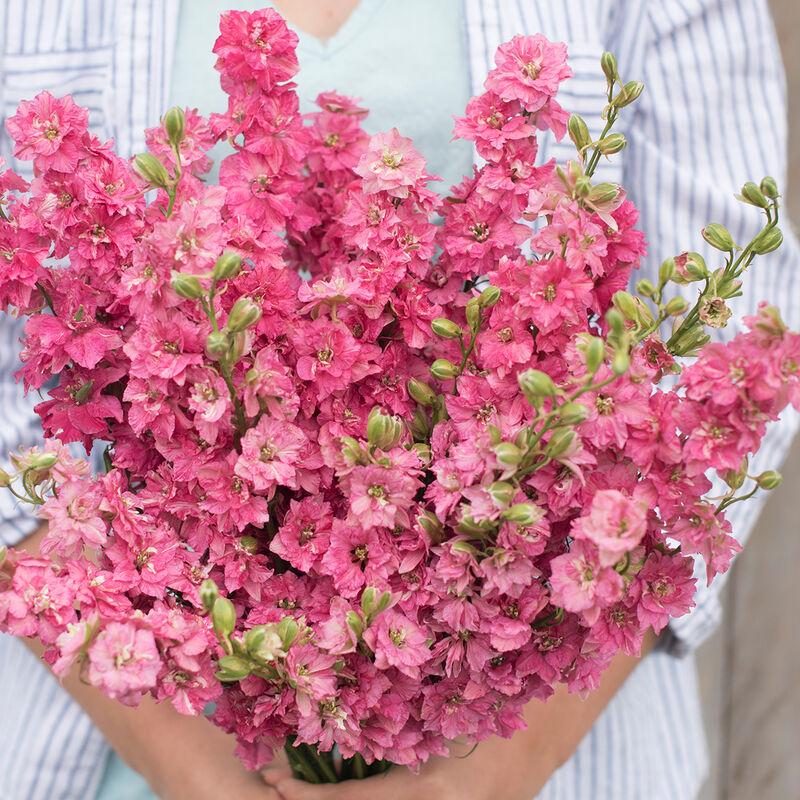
[
  {"left": 235, "top": 416, "right": 307, "bottom": 495},
  {"left": 364, "top": 608, "right": 431, "bottom": 679},
  {"left": 355, "top": 129, "right": 429, "bottom": 199}
]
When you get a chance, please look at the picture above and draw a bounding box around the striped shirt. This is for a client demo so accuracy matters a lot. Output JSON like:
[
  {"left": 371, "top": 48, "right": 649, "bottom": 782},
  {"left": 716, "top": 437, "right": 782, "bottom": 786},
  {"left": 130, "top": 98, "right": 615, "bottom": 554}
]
[{"left": 0, "top": 1, "right": 798, "bottom": 797}]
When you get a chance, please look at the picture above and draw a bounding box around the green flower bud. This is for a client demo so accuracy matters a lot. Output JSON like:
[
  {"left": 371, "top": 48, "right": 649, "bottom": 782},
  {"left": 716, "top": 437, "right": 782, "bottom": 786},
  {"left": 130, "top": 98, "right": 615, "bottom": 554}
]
[
  {"left": 588, "top": 183, "right": 621, "bottom": 205},
  {"left": 751, "top": 226, "right": 783, "bottom": 255},
  {"left": 366, "top": 407, "right": 404, "bottom": 451},
  {"left": 226, "top": 297, "right": 262, "bottom": 333},
  {"left": 487, "top": 481, "right": 516, "bottom": 505},
  {"left": 407, "top": 378, "right": 436, "bottom": 406},
  {"left": 755, "top": 470, "right": 782, "bottom": 490},
  {"left": 205, "top": 330, "right": 229, "bottom": 360},
  {"left": 613, "top": 290, "right": 639, "bottom": 321},
  {"left": 213, "top": 252, "right": 243, "bottom": 281},
  {"left": 170, "top": 271, "right": 204, "bottom": 300},
  {"left": 215, "top": 655, "right": 252, "bottom": 682},
  {"left": 597, "top": 133, "right": 626, "bottom": 155},
  {"left": 28, "top": 452, "right": 59, "bottom": 471},
  {"left": 0, "top": 469, "right": 12, "bottom": 489},
  {"left": 163, "top": 106, "right": 186, "bottom": 147},
  {"left": 611, "top": 348, "right": 630, "bottom": 375},
  {"left": 239, "top": 535, "right": 258, "bottom": 554},
  {"left": 722, "top": 459, "right": 748, "bottom": 490},
  {"left": 600, "top": 51, "right": 618, "bottom": 83},
  {"left": 245, "top": 624, "right": 285, "bottom": 663},
  {"left": 502, "top": 503, "right": 543, "bottom": 526},
  {"left": 555, "top": 402, "right": 590, "bottom": 426},
  {"left": 450, "top": 540, "right": 480, "bottom": 557},
  {"left": 664, "top": 296, "right": 689, "bottom": 316},
  {"left": 277, "top": 616, "right": 299, "bottom": 650},
  {"left": 134, "top": 153, "right": 170, "bottom": 188},
  {"left": 494, "top": 442, "right": 523, "bottom": 467},
  {"left": 430, "top": 359, "right": 460, "bottom": 381},
  {"left": 518, "top": 369, "right": 557, "bottom": 407},
  {"left": 659, "top": 258, "right": 675, "bottom": 285},
  {"left": 431, "top": 318, "right": 463, "bottom": 339},
  {"left": 417, "top": 510, "right": 443, "bottom": 540},
  {"left": 409, "top": 407, "right": 430, "bottom": 441},
  {"left": 361, "top": 587, "right": 379, "bottom": 617},
  {"left": 211, "top": 597, "right": 236, "bottom": 638},
  {"left": 544, "top": 428, "right": 576, "bottom": 458},
  {"left": 478, "top": 285, "right": 501, "bottom": 308},
  {"left": 568, "top": 114, "right": 592, "bottom": 154},
  {"left": 702, "top": 223, "right": 736, "bottom": 252},
  {"left": 413, "top": 442, "right": 432, "bottom": 464},
  {"left": 574, "top": 176, "right": 592, "bottom": 198},
  {"left": 346, "top": 611, "right": 364, "bottom": 638},
  {"left": 738, "top": 181, "right": 770, "bottom": 208},
  {"left": 465, "top": 298, "right": 482, "bottom": 332},
  {"left": 606, "top": 308, "right": 626, "bottom": 335},
  {"left": 636, "top": 278, "right": 656, "bottom": 298},
  {"left": 582, "top": 336, "right": 607, "bottom": 375},
  {"left": 760, "top": 176, "right": 779, "bottom": 200},
  {"left": 339, "top": 436, "right": 364, "bottom": 464},
  {"left": 375, "top": 591, "right": 394, "bottom": 615},
  {"left": 613, "top": 81, "right": 644, "bottom": 108},
  {"left": 0, "top": 545, "right": 7, "bottom": 566},
  {"left": 199, "top": 579, "right": 219, "bottom": 612}
]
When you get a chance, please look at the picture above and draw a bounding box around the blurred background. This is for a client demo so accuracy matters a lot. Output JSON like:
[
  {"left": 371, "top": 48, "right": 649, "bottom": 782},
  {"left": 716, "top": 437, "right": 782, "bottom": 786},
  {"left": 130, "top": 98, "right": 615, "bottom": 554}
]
[{"left": 696, "top": 1, "right": 800, "bottom": 797}]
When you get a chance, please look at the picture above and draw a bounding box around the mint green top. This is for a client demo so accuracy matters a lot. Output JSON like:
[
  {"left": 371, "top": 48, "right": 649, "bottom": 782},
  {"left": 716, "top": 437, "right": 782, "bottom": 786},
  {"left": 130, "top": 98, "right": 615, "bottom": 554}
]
[{"left": 95, "top": 3, "right": 470, "bottom": 796}]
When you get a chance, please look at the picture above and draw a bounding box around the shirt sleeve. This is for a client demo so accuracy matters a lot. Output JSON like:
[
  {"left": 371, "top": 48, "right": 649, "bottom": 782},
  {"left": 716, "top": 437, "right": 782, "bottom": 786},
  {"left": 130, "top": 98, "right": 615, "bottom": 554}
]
[
  {"left": 0, "top": 314, "right": 45, "bottom": 548},
  {"left": 613, "top": 0, "right": 800, "bottom": 654}
]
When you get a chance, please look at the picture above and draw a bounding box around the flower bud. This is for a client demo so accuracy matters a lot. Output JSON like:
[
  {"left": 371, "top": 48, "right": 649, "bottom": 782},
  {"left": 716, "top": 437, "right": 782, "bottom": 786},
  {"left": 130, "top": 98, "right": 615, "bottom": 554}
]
[
  {"left": 568, "top": 114, "right": 592, "bottom": 154},
  {"left": 0, "top": 469, "right": 11, "bottom": 489},
  {"left": 213, "top": 252, "right": 242, "bottom": 281},
  {"left": 597, "top": 133, "right": 626, "bottom": 155},
  {"left": 200, "top": 579, "right": 219, "bottom": 612},
  {"left": 613, "top": 81, "right": 644, "bottom": 108},
  {"left": 702, "top": 223, "right": 735, "bottom": 252},
  {"left": 226, "top": 297, "right": 262, "bottom": 333},
  {"left": 494, "top": 442, "right": 523, "bottom": 467},
  {"left": 431, "top": 318, "right": 463, "bottom": 339},
  {"left": 613, "top": 290, "right": 638, "bottom": 322},
  {"left": 606, "top": 308, "right": 626, "bottom": 335},
  {"left": 163, "top": 106, "right": 186, "bottom": 148},
  {"left": 277, "top": 616, "right": 299, "bottom": 650},
  {"left": 588, "top": 183, "right": 621, "bottom": 206},
  {"left": 636, "top": 278, "right": 656, "bottom": 298},
  {"left": 664, "top": 296, "right": 689, "bottom": 316},
  {"left": 360, "top": 587, "right": 379, "bottom": 617},
  {"left": 0, "top": 545, "right": 6, "bottom": 566},
  {"left": 478, "top": 285, "right": 501, "bottom": 308},
  {"left": 215, "top": 655, "right": 252, "bottom": 682},
  {"left": 502, "top": 503, "right": 543, "bottom": 526},
  {"left": 410, "top": 407, "right": 430, "bottom": 441},
  {"left": 407, "top": 378, "right": 436, "bottom": 406},
  {"left": 375, "top": 591, "right": 393, "bottom": 615},
  {"left": 339, "top": 436, "right": 365, "bottom": 464},
  {"left": 760, "top": 176, "right": 779, "bottom": 200},
  {"left": 245, "top": 624, "right": 285, "bottom": 662},
  {"left": 134, "top": 153, "right": 170, "bottom": 188},
  {"left": 755, "top": 470, "right": 782, "bottom": 490},
  {"left": 574, "top": 176, "right": 592, "bottom": 197},
  {"left": 544, "top": 428, "right": 576, "bottom": 458},
  {"left": 412, "top": 442, "right": 432, "bottom": 464},
  {"left": 450, "top": 540, "right": 480, "bottom": 557},
  {"left": 611, "top": 347, "right": 630, "bottom": 375},
  {"left": 346, "top": 611, "right": 364, "bottom": 638},
  {"left": 417, "top": 510, "right": 443, "bottom": 540},
  {"left": 211, "top": 597, "right": 236, "bottom": 638},
  {"left": 430, "top": 359, "right": 460, "bottom": 381},
  {"left": 366, "top": 407, "right": 403, "bottom": 451},
  {"left": 205, "top": 330, "right": 229, "bottom": 360},
  {"left": 738, "top": 181, "right": 770, "bottom": 208},
  {"left": 170, "top": 271, "right": 204, "bottom": 300},
  {"left": 582, "top": 336, "right": 607, "bottom": 375},
  {"left": 487, "top": 481, "right": 516, "bottom": 505},
  {"left": 659, "top": 258, "right": 675, "bottom": 285},
  {"left": 465, "top": 298, "right": 481, "bottom": 332},
  {"left": 600, "top": 52, "right": 618, "bottom": 83},
  {"left": 751, "top": 226, "right": 783, "bottom": 255},
  {"left": 555, "top": 402, "right": 590, "bottom": 426},
  {"left": 518, "top": 369, "right": 556, "bottom": 407},
  {"left": 722, "top": 459, "right": 748, "bottom": 490},
  {"left": 239, "top": 536, "right": 258, "bottom": 554},
  {"left": 28, "top": 452, "right": 59, "bottom": 471}
]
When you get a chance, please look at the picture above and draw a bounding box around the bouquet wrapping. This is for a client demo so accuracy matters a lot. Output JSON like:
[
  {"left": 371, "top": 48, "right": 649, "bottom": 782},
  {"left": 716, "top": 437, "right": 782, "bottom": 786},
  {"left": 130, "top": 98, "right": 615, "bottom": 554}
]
[{"left": 0, "top": 8, "right": 797, "bottom": 783}]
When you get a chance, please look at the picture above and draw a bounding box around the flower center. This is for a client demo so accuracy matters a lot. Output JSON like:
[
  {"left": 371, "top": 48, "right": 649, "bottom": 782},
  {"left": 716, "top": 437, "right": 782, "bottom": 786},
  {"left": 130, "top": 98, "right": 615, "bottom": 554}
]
[
  {"left": 543, "top": 283, "right": 557, "bottom": 302},
  {"left": 388, "top": 628, "right": 406, "bottom": 647},
  {"left": 316, "top": 347, "right": 333, "bottom": 366},
  {"left": 595, "top": 394, "right": 614, "bottom": 415},
  {"left": 469, "top": 222, "right": 490, "bottom": 242}
]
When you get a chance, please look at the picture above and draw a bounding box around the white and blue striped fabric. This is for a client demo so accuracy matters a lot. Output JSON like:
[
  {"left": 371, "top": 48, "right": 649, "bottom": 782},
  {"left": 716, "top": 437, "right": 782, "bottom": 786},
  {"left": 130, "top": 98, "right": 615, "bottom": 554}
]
[{"left": 0, "top": 1, "right": 798, "bottom": 798}]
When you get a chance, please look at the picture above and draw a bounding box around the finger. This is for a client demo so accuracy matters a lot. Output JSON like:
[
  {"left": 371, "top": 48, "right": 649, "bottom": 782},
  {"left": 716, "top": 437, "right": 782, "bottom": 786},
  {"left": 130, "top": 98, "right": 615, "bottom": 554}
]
[{"left": 261, "top": 766, "right": 293, "bottom": 785}]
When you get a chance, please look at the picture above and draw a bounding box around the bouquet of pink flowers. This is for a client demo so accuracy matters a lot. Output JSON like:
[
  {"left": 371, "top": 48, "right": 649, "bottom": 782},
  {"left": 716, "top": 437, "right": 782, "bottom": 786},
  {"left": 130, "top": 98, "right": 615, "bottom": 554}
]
[{"left": 0, "top": 8, "right": 797, "bottom": 783}]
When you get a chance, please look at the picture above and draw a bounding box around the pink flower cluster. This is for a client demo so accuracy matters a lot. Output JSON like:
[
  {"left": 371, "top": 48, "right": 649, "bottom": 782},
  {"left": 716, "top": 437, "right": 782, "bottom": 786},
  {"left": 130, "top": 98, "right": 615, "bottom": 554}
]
[{"left": 0, "top": 10, "right": 797, "bottom": 773}]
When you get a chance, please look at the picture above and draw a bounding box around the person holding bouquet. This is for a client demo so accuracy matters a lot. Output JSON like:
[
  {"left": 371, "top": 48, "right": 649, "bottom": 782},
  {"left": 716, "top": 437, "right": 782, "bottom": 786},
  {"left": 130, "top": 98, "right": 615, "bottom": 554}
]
[{"left": 0, "top": 2, "right": 797, "bottom": 800}]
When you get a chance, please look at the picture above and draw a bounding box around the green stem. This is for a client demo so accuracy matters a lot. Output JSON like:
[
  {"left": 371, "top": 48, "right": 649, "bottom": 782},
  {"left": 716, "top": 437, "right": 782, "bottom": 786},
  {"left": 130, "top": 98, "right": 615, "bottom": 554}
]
[{"left": 284, "top": 741, "right": 322, "bottom": 784}]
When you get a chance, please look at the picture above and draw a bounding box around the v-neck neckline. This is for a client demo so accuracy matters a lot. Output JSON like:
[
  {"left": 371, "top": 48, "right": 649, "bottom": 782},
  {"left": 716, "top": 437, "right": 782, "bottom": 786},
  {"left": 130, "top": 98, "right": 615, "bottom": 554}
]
[{"left": 278, "top": 0, "right": 386, "bottom": 60}]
